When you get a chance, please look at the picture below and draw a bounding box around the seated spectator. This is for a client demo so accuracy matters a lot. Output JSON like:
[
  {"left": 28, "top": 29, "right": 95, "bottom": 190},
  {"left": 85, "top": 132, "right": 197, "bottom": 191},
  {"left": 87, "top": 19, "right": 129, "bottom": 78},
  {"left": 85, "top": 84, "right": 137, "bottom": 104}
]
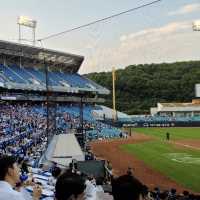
[
  {"left": 55, "top": 172, "right": 86, "bottom": 200},
  {"left": 159, "top": 191, "right": 168, "bottom": 200},
  {"left": 96, "top": 177, "right": 104, "bottom": 192},
  {"left": 180, "top": 191, "right": 190, "bottom": 200},
  {"left": 168, "top": 188, "right": 177, "bottom": 200},
  {"left": 48, "top": 166, "right": 61, "bottom": 186},
  {"left": 21, "top": 160, "right": 29, "bottom": 174},
  {"left": 0, "top": 155, "right": 25, "bottom": 200},
  {"left": 112, "top": 174, "right": 146, "bottom": 200},
  {"left": 153, "top": 187, "right": 160, "bottom": 200},
  {"left": 107, "top": 160, "right": 113, "bottom": 176},
  {"left": 18, "top": 158, "right": 29, "bottom": 174},
  {"left": 95, "top": 177, "right": 105, "bottom": 200},
  {"left": 85, "top": 175, "right": 97, "bottom": 199},
  {"left": 0, "top": 155, "right": 41, "bottom": 200}
]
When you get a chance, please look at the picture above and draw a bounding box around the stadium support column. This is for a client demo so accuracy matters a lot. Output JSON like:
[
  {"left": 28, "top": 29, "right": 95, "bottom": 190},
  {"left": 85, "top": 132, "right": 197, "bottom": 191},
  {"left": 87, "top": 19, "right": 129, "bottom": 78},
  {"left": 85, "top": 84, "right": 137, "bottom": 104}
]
[
  {"left": 33, "top": 26, "right": 36, "bottom": 46},
  {"left": 18, "top": 23, "right": 21, "bottom": 43},
  {"left": 80, "top": 95, "right": 84, "bottom": 148},
  {"left": 44, "top": 57, "right": 50, "bottom": 146}
]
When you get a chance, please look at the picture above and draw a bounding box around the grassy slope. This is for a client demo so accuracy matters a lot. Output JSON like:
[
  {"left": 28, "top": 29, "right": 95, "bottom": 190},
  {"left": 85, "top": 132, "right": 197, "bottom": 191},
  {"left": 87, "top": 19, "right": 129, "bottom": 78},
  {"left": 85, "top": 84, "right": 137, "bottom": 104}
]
[{"left": 121, "top": 128, "right": 200, "bottom": 192}]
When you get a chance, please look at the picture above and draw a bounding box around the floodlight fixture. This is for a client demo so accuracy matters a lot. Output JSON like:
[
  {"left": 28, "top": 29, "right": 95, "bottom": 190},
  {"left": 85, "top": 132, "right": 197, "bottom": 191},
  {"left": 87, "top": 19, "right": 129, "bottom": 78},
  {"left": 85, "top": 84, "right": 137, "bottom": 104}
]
[
  {"left": 18, "top": 16, "right": 37, "bottom": 28},
  {"left": 192, "top": 20, "right": 200, "bottom": 31},
  {"left": 17, "top": 16, "right": 37, "bottom": 45}
]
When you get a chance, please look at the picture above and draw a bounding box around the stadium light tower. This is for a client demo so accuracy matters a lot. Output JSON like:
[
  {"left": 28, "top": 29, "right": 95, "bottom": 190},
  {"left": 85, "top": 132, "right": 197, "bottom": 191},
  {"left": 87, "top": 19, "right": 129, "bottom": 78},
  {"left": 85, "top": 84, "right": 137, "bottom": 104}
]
[
  {"left": 17, "top": 16, "right": 37, "bottom": 45},
  {"left": 192, "top": 20, "right": 200, "bottom": 99},
  {"left": 192, "top": 20, "right": 200, "bottom": 31}
]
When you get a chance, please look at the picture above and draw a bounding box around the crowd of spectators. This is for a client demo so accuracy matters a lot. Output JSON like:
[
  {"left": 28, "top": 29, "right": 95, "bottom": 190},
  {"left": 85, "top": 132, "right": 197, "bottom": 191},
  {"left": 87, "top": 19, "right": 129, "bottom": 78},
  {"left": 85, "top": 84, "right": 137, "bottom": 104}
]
[
  {"left": 0, "top": 155, "right": 200, "bottom": 200},
  {"left": 0, "top": 101, "right": 121, "bottom": 164},
  {"left": 55, "top": 104, "right": 122, "bottom": 139},
  {"left": 0, "top": 102, "right": 47, "bottom": 166}
]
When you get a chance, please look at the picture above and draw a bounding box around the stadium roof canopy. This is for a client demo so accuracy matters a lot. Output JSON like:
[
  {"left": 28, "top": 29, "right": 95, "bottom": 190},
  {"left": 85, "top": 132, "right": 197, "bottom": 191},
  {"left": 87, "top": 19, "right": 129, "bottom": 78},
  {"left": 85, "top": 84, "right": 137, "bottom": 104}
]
[{"left": 0, "top": 40, "right": 84, "bottom": 73}]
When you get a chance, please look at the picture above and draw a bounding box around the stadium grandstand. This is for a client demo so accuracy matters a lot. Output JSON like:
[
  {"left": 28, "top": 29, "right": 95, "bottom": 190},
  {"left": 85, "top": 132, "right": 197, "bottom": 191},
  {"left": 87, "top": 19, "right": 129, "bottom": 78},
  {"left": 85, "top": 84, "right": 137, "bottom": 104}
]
[
  {"left": 0, "top": 39, "right": 126, "bottom": 199},
  {"left": 0, "top": 40, "right": 109, "bottom": 94}
]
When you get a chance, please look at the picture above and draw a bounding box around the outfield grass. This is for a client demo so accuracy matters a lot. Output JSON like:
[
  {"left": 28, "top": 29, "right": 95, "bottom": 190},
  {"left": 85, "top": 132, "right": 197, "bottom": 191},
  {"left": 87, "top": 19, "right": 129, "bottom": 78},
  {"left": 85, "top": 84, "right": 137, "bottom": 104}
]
[
  {"left": 132, "top": 127, "right": 200, "bottom": 140},
  {"left": 121, "top": 127, "right": 200, "bottom": 192}
]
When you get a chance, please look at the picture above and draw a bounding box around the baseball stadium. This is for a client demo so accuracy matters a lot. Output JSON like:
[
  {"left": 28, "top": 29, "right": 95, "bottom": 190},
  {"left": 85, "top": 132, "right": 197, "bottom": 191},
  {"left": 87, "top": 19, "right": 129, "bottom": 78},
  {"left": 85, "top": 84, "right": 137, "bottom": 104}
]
[{"left": 0, "top": 1, "right": 200, "bottom": 200}]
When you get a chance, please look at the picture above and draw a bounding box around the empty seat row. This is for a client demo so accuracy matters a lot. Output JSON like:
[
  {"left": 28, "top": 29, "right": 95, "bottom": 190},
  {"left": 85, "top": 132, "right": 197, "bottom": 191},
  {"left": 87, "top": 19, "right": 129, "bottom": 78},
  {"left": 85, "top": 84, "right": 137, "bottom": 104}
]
[{"left": 0, "top": 64, "right": 98, "bottom": 90}]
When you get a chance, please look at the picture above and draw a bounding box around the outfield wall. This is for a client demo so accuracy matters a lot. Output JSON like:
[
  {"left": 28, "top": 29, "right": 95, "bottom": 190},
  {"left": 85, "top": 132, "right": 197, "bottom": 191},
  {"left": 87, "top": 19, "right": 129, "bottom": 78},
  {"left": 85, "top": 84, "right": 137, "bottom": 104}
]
[
  {"left": 97, "top": 119, "right": 200, "bottom": 128},
  {"left": 122, "top": 121, "right": 200, "bottom": 128}
]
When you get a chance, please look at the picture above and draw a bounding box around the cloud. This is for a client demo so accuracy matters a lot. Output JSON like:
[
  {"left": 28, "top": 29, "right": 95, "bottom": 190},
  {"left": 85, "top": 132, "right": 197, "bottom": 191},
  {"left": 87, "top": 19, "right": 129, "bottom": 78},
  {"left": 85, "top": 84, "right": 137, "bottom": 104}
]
[
  {"left": 168, "top": 3, "right": 200, "bottom": 16},
  {"left": 119, "top": 35, "right": 127, "bottom": 42},
  {"left": 120, "top": 21, "right": 191, "bottom": 45},
  {"left": 79, "top": 20, "right": 200, "bottom": 74}
]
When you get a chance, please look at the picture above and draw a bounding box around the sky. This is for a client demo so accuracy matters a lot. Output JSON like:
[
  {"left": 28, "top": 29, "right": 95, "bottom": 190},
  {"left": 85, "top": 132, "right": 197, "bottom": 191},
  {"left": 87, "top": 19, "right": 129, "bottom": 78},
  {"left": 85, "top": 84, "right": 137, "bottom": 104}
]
[{"left": 0, "top": 0, "right": 200, "bottom": 74}]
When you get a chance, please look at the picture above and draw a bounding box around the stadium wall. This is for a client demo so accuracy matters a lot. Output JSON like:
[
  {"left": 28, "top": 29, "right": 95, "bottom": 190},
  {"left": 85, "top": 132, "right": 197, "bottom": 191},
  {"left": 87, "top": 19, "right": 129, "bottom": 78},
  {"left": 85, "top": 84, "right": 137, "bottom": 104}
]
[{"left": 122, "top": 121, "right": 200, "bottom": 128}]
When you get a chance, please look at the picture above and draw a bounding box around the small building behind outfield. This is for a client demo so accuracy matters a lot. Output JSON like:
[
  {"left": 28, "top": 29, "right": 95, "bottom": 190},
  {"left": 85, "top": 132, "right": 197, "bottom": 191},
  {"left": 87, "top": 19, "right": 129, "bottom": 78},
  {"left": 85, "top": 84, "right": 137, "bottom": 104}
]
[{"left": 151, "top": 99, "right": 200, "bottom": 117}]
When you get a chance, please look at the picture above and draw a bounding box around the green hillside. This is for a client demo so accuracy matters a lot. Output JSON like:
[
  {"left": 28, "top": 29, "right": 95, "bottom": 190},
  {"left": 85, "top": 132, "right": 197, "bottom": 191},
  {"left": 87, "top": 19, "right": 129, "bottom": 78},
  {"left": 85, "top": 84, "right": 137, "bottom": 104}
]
[{"left": 86, "top": 61, "right": 200, "bottom": 114}]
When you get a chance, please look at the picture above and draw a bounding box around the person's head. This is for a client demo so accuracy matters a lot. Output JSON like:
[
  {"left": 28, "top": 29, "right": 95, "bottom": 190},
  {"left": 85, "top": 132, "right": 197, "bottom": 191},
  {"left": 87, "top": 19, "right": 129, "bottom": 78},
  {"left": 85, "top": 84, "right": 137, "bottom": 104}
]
[
  {"left": 52, "top": 161, "right": 57, "bottom": 167},
  {"left": 52, "top": 166, "right": 61, "bottom": 178},
  {"left": 55, "top": 172, "right": 86, "bottom": 200},
  {"left": 127, "top": 167, "right": 133, "bottom": 176},
  {"left": 170, "top": 188, "right": 176, "bottom": 195},
  {"left": 96, "top": 177, "right": 104, "bottom": 185},
  {"left": 0, "top": 155, "right": 20, "bottom": 186},
  {"left": 183, "top": 191, "right": 189, "bottom": 196},
  {"left": 159, "top": 191, "right": 169, "bottom": 200},
  {"left": 69, "top": 162, "right": 73, "bottom": 170},
  {"left": 112, "top": 174, "right": 145, "bottom": 200},
  {"left": 17, "top": 157, "right": 24, "bottom": 166}
]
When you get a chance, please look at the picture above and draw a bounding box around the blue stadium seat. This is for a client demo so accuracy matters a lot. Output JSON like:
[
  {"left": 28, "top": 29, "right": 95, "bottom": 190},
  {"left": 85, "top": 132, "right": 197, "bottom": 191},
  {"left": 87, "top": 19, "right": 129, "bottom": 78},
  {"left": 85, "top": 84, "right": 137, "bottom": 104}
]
[{"left": 0, "top": 64, "right": 26, "bottom": 84}]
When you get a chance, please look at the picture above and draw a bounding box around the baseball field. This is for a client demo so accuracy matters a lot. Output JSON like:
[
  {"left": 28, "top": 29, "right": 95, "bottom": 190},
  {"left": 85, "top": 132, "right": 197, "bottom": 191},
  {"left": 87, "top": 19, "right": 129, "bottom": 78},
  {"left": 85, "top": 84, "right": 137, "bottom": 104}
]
[{"left": 91, "top": 127, "right": 200, "bottom": 193}]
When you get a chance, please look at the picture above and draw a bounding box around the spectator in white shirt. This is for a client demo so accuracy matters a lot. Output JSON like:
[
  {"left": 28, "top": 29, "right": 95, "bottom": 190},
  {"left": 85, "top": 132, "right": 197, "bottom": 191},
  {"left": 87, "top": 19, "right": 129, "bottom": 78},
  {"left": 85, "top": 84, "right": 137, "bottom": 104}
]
[
  {"left": 0, "top": 155, "right": 41, "bottom": 200},
  {"left": 85, "top": 178, "right": 97, "bottom": 200},
  {"left": 0, "top": 155, "right": 25, "bottom": 200}
]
